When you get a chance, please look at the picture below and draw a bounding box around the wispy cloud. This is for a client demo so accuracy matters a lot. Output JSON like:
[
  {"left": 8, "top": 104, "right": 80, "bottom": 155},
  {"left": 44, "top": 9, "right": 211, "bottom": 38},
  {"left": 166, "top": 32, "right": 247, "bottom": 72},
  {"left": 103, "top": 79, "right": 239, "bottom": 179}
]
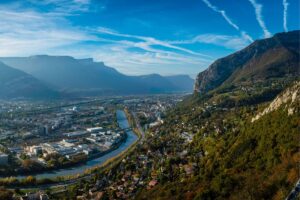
[
  {"left": 95, "top": 27, "right": 211, "bottom": 58},
  {"left": 28, "top": 0, "right": 93, "bottom": 14},
  {"left": 283, "top": 0, "right": 289, "bottom": 32},
  {"left": 0, "top": 0, "right": 261, "bottom": 76},
  {"left": 248, "top": 0, "right": 271, "bottom": 38},
  {"left": 0, "top": 3, "right": 212, "bottom": 76},
  {"left": 201, "top": 0, "right": 253, "bottom": 42},
  {"left": 0, "top": 8, "right": 100, "bottom": 56},
  {"left": 171, "top": 34, "right": 251, "bottom": 50},
  {"left": 202, "top": 0, "right": 238, "bottom": 30},
  {"left": 53, "top": 43, "right": 210, "bottom": 76}
]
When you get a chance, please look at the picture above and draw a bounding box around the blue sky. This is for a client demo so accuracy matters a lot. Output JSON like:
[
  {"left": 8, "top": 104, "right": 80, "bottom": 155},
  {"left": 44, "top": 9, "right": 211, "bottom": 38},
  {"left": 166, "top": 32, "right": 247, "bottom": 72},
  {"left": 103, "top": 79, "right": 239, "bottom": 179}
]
[{"left": 0, "top": 0, "right": 299, "bottom": 77}]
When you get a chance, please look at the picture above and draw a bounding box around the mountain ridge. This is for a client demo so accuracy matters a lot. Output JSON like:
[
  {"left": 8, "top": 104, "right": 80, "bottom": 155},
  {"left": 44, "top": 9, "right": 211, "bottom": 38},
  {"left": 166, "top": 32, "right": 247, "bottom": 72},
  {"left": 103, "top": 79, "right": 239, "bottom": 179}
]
[
  {"left": 194, "top": 30, "right": 300, "bottom": 94},
  {"left": 0, "top": 55, "right": 194, "bottom": 98},
  {"left": 0, "top": 61, "right": 58, "bottom": 99}
]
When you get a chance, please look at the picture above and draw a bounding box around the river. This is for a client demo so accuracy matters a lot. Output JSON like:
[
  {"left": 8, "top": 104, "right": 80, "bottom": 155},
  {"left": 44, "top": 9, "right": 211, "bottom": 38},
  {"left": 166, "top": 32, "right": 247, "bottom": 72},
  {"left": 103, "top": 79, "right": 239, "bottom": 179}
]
[{"left": 13, "top": 110, "right": 138, "bottom": 180}]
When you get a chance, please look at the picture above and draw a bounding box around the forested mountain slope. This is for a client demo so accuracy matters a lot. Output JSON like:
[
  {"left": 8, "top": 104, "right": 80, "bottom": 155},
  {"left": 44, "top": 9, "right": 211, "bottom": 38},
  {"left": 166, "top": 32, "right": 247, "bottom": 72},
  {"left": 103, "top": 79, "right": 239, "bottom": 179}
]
[
  {"left": 135, "top": 80, "right": 300, "bottom": 200},
  {"left": 61, "top": 80, "right": 300, "bottom": 199}
]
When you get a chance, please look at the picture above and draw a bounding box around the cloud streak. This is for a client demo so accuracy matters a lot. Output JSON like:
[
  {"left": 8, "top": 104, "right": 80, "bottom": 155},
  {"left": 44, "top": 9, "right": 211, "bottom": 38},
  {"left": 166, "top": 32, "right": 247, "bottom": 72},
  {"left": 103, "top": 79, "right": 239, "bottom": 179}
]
[
  {"left": 202, "top": 0, "right": 253, "bottom": 42},
  {"left": 248, "top": 0, "right": 271, "bottom": 38},
  {"left": 171, "top": 34, "right": 251, "bottom": 50},
  {"left": 95, "top": 27, "right": 211, "bottom": 58},
  {"left": 28, "top": 0, "right": 93, "bottom": 14},
  {"left": 0, "top": 0, "right": 267, "bottom": 76},
  {"left": 0, "top": 8, "right": 100, "bottom": 56},
  {"left": 283, "top": 0, "right": 289, "bottom": 32},
  {"left": 0, "top": 5, "right": 212, "bottom": 76},
  {"left": 202, "top": 0, "right": 238, "bottom": 30}
]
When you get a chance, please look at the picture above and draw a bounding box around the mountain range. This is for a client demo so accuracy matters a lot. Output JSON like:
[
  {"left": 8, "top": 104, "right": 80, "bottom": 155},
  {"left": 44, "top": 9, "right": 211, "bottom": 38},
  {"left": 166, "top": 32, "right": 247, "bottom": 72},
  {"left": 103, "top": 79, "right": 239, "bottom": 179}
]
[
  {"left": 0, "top": 62, "right": 58, "bottom": 99},
  {"left": 195, "top": 30, "right": 300, "bottom": 93},
  {"left": 0, "top": 56, "right": 194, "bottom": 99},
  {"left": 1, "top": 30, "right": 298, "bottom": 99}
]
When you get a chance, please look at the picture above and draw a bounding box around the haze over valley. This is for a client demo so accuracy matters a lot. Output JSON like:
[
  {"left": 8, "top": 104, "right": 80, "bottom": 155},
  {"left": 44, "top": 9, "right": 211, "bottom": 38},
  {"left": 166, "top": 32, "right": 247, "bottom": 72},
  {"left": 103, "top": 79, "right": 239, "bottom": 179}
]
[
  {"left": 0, "top": 56, "right": 194, "bottom": 98},
  {"left": 0, "top": 0, "right": 299, "bottom": 200}
]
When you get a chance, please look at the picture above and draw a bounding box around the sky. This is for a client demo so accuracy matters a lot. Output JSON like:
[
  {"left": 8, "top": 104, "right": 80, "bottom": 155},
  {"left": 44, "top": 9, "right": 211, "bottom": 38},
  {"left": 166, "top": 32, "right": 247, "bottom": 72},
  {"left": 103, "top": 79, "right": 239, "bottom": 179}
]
[{"left": 0, "top": 0, "right": 299, "bottom": 77}]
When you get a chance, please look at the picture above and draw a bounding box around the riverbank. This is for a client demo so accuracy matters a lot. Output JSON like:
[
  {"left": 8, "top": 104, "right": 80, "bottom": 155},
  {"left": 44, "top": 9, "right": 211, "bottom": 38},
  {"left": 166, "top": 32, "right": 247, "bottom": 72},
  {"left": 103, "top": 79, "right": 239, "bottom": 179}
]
[
  {"left": 1, "top": 110, "right": 141, "bottom": 189},
  {"left": 0, "top": 133, "right": 127, "bottom": 178}
]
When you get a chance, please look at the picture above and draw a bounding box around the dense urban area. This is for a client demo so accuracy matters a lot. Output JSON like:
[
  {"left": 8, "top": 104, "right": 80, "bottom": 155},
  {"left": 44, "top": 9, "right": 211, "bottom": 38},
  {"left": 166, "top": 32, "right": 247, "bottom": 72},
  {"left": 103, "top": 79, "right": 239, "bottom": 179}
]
[{"left": 0, "top": 94, "right": 185, "bottom": 199}]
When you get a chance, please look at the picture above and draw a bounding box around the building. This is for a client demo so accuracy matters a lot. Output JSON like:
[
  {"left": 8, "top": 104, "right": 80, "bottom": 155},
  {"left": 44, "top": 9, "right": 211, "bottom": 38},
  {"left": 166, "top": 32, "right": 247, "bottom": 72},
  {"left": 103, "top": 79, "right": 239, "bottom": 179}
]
[
  {"left": 26, "top": 146, "right": 43, "bottom": 156},
  {"left": 21, "top": 192, "right": 49, "bottom": 200},
  {"left": 59, "top": 139, "right": 75, "bottom": 147},
  {"left": 63, "top": 131, "right": 87, "bottom": 138},
  {"left": 103, "top": 141, "right": 112, "bottom": 148},
  {"left": 148, "top": 180, "right": 158, "bottom": 188},
  {"left": 0, "top": 153, "right": 8, "bottom": 165},
  {"left": 41, "top": 143, "right": 57, "bottom": 154},
  {"left": 83, "top": 149, "right": 92, "bottom": 155},
  {"left": 87, "top": 127, "right": 103, "bottom": 133},
  {"left": 38, "top": 126, "right": 49, "bottom": 135}
]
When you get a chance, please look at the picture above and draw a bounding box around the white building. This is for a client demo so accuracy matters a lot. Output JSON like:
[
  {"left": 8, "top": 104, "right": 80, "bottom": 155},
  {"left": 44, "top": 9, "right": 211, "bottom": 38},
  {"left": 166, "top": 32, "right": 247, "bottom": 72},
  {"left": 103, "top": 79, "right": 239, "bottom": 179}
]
[
  {"left": 59, "top": 139, "right": 75, "bottom": 147},
  {"left": 87, "top": 127, "right": 103, "bottom": 133}
]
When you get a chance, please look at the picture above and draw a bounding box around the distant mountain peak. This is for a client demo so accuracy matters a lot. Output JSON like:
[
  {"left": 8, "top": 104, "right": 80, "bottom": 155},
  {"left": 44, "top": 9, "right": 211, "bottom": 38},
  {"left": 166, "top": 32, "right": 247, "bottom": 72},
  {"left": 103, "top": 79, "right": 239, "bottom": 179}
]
[
  {"left": 0, "top": 56, "right": 194, "bottom": 98},
  {"left": 194, "top": 30, "right": 300, "bottom": 94}
]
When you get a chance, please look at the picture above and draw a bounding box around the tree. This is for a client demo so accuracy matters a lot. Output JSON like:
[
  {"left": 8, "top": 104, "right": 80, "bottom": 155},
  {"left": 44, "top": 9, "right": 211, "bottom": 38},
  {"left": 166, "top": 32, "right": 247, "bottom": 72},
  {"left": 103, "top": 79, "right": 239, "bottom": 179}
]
[{"left": 24, "top": 176, "right": 36, "bottom": 185}]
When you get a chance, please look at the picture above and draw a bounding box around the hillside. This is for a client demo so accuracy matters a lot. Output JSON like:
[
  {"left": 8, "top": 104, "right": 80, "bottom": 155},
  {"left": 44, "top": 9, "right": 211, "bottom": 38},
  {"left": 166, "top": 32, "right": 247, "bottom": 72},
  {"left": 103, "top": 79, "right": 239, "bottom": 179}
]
[
  {"left": 195, "top": 31, "right": 300, "bottom": 94},
  {"left": 252, "top": 81, "right": 300, "bottom": 121},
  {"left": 133, "top": 80, "right": 300, "bottom": 200},
  {"left": 0, "top": 56, "right": 194, "bottom": 95},
  {"left": 0, "top": 61, "right": 58, "bottom": 99},
  {"left": 56, "top": 31, "right": 300, "bottom": 200},
  {"left": 59, "top": 80, "right": 299, "bottom": 199}
]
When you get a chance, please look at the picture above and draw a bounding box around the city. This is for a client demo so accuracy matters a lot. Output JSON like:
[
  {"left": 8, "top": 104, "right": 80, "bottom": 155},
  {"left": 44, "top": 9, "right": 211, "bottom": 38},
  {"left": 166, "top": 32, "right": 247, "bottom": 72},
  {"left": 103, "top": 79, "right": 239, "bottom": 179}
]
[
  {"left": 0, "top": 0, "right": 299, "bottom": 200},
  {"left": 0, "top": 95, "right": 185, "bottom": 190}
]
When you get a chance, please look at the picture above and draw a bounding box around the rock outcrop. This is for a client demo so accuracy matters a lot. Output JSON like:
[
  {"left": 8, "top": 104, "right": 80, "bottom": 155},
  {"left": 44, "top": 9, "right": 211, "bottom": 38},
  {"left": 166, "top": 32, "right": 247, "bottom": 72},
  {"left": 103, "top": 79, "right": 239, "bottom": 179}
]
[{"left": 252, "top": 81, "right": 300, "bottom": 122}]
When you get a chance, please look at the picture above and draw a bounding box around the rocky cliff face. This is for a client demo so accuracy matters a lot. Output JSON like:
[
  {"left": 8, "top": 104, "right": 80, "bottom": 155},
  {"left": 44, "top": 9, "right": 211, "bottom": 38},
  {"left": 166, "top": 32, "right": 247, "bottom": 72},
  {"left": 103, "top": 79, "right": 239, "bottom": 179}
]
[
  {"left": 252, "top": 81, "right": 300, "bottom": 122},
  {"left": 194, "top": 31, "right": 300, "bottom": 93}
]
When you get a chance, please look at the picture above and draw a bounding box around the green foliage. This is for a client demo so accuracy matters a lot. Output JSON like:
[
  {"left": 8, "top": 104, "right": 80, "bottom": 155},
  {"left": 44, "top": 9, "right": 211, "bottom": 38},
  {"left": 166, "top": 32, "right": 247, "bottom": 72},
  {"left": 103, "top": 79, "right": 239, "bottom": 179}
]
[{"left": 136, "top": 81, "right": 300, "bottom": 200}]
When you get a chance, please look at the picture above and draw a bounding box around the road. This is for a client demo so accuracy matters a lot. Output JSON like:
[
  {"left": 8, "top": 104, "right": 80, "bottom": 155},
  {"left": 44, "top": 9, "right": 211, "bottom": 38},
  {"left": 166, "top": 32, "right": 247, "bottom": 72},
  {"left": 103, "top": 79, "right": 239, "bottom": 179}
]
[
  {"left": 131, "top": 112, "right": 145, "bottom": 141},
  {"left": 286, "top": 179, "right": 300, "bottom": 200}
]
